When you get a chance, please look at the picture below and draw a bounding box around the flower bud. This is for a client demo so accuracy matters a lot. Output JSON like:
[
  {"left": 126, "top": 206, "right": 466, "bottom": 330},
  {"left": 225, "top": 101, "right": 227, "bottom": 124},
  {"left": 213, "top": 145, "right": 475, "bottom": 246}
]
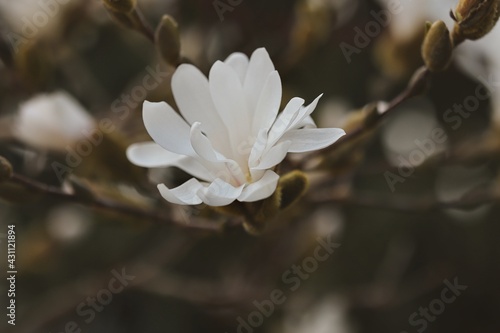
[
  {"left": 452, "top": 0, "right": 500, "bottom": 42},
  {"left": 276, "top": 170, "right": 309, "bottom": 210},
  {"left": 0, "top": 156, "right": 13, "bottom": 183},
  {"left": 242, "top": 170, "right": 309, "bottom": 235},
  {"left": 102, "top": 0, "right": 137, "bottom": 14},
  {"left": 421, "top": 20, "right": 453, "bottom": 72},
  {"left": 155, "top": 15, "right": 181, "bottom": 67}
]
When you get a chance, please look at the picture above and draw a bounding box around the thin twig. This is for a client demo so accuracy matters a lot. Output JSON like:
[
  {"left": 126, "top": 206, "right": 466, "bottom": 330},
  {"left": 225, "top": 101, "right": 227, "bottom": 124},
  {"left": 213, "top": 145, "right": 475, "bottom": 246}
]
[
  {"left": 129, "top": 8, "right": 155, "bottom": 43},
  {"left": 8, "top": 172, "right": 226, "bottom": 231},
  {"left": 300, "top": 67, "right": 431, "bottom": 169}
]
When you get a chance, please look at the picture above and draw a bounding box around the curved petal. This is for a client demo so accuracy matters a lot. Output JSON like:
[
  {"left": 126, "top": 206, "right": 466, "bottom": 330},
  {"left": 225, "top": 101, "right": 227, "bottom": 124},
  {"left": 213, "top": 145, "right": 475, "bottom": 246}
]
[
  {"left": 190, "top": 122, "right": 246, "bottom": 185},
  {"left": 127, "top": 142, "right": 179, "bottom": 167},
  {"left": 279, "top": 128, "right": 346, "bottom": 153},
  {"left": 209, "top": 61, "right": 252, "bottom": 150},
  {"left": 171, "top": 64, "right": 231, "bottom": 156},
  {"left": 127, "top": 142, "right": 213, "bottom": 181},
  {"left": 266, "top": 95, "right": 323, "bottom": 149},
  {"left": 243, "top": 48, "right": 275, "bottom": 112},
  {"left": 197, "top": 179, "right": 245, "bottom": 206},
  {"left": 142, "top": 101, "right": 194, "bottom": 156},
  {"left": 190, "top": 122, "right": 219, "bottom": 161},
  {"left": 248, "top": 128, "right": 268, "bottom": 168},
  {"left": 288, "top": 94, "right": 323, "bottom": 130},
  {"left": 267, "top": 97, "right": 305, "bottom": 146},
  {"left": 224, "top": 52, "right": 249, "bottom": 84},
  {"left": 252, "top": 140, "right": 291, "bottom": 170},
  {"left": 296, "top": 115, "right": 317, "bottom": 129},
  {"left": 157, "top": 179, "right": 204, "bottom": 205},
  {"left": 252, "top": 71, "right": 282, "bottom": 135},
  {"left": 249, "top": 169, "right": 266, "bottom": 185},
  {"left": 238, "top": 170, "right": 280, "bottom": 202}
]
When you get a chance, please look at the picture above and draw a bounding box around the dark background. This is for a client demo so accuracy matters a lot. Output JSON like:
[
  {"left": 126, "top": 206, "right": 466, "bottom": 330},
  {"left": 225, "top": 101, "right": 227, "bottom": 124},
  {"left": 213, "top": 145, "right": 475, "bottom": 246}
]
[{"left": 0, "top": 0, "right": 499, "bottom": 332}]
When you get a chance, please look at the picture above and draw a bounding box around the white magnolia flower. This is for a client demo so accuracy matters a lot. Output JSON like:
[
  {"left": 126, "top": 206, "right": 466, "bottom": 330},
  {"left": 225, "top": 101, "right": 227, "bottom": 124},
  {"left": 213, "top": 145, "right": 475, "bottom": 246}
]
[
  {"left": 127, "top": 48, "right": 345, "bottom": 206},
  {"left": 16, "top": 91, "right": 96, "bottom": 151}
]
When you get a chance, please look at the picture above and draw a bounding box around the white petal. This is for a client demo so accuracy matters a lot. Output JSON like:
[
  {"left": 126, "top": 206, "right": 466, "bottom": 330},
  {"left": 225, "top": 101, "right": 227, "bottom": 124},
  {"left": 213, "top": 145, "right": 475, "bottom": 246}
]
[
  {"left": 157, "top": 179, "right": 204, "bottom": 205},
  {"left": 142, "top": 101, "right": 194, "bottom": 156},
  {"left": 297, "top": 115, "right": 317, "bottom": 129},
  {"left": 267, "top": 97, "right": 305, "bottom": 145},
  {"left": 288, "top": 94, "right": 323, "bottom": 130},
  {"left": 127, "top": 142, "right": 213, "bottom": 181},
  {"left": 127, "top": 142, "right": 180, "bottom": 167},
  {"left": 197, "top": 179, "right": 245, "bottom": 206},
  {"left": 252, "top": 71, "right": 282, "bottom": 134},
  {"left": 248, "top": 128, "right": 268, "bottom": 168},
  {"left": 253, "top": 140, "right": 291, "bottom": 170},
  {"left": 249, "top": 169, "right": 266, "bottom": 185},
  {"left": 171, "top": 64, "right": 231, "bottom": 156},
  {"left": 243, "top": 48, "right": 275, "bottom": 112},
  {"left": 190, "top": 122, "right": 219, "bottom": 161},
  {"left": 224, "top": 52, "right": 249, "bottom": 83},
  {"left": 267, "top": 95, "right": 323, "bottom": 149},
  {"left": 280, "top": 128, "right": 346, "bottom": 153},
  {"left": 209, "top": 61, "right": 252, "bottom": 151},
  {"left": 238, "top": 170, "right": 280, "bottom": 202},
  {"left": 190, "top": 122, "right": 247, "bottom": 185}
]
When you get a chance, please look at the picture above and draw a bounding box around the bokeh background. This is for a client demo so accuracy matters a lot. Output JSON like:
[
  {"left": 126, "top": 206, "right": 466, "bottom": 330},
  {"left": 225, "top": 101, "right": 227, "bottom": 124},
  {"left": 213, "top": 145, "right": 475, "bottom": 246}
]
[{"left": 1, "top": 0, "right": 499, "bottom": 332}]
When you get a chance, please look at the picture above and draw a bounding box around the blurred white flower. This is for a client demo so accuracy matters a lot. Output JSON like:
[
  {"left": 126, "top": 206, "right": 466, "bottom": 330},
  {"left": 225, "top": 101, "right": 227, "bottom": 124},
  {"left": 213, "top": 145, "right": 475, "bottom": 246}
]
[
  {"left": 127, "top": 48, "right": 345, "bottom": 206},
  {"left": 46, "top": 204, "right": 91, "bottom": 242},
  {"left": 284, "top": 297, "right": 352, "bottom": 333},
  {"left": 16, "top": 91, "right": 95, "bottom": 151},
  {"left": 381, "top": 103, "right": 446, "bottom": 167}
]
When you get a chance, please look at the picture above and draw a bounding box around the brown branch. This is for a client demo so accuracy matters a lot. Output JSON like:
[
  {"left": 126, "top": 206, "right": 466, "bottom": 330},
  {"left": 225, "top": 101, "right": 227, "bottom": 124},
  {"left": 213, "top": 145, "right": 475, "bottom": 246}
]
[
  {"left": 128, "top": 7, "right": 155, "bottom": 43},
  {"left": 307, "top": 67, "right": 431, "bottom": 166},
  {"left": 297, "top": 68, "right": 430, "bottom": 171},
  {"left": 8, "top": 172, "right": 226, "bottom": 232}
]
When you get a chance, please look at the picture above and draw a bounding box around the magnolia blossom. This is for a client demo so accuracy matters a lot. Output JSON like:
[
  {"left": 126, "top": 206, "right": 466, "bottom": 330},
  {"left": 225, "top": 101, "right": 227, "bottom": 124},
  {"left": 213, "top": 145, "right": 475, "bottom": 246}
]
[
  {"left": 127, "top": 48, "right": 345, "bottom": 206},
  {"left": 16, "top": 91, "right": 95, "bottom": 151}
]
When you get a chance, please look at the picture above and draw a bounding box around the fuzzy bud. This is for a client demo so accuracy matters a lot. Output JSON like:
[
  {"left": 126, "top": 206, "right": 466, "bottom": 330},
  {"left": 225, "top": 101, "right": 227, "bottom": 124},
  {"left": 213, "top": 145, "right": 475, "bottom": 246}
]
[
  {"left": 452, "top": 0, "right": 500, "bottom": 42},
  {"left": 421, "top": 20, "right": 453, "bottom": 72},
  {"left": 276, "top": 170, "right": 309, "bottom": 211},
  {"left": 102, "top": 0, "right": 137, "bottom": 14},
  {"left": 242, "top": 170, "right": 309, "bottom": 235},
  {"left": 155, "top": 15, "right": 181, "bottom": 67}
]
